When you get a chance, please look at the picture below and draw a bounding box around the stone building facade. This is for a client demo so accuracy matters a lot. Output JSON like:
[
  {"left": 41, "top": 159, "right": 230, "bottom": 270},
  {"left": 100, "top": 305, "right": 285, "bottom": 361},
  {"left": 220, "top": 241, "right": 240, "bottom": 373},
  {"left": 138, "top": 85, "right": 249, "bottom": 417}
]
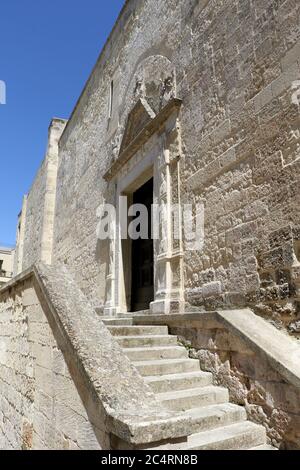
[
  {"left": 14, "top": 0, "right": 300, "bottom": 333},
  {"left": 0, "top": 247, "right": 14, "bottom": 286},
  {"left": 1, "top": 0, "right": 300, "bottom": 450}
]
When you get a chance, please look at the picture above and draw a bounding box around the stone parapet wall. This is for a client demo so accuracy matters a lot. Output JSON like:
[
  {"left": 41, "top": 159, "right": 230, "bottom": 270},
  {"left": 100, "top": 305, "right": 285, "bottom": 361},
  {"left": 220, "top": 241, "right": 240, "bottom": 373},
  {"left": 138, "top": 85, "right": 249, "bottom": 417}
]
[
  {"left": 0, "top": 263, "right": 193, "bottom": 450},
  {"left": 0, "top": 274, "right": 102, "bottom": 449},
  {"left": 182, "top": 332, "right": 299, "bottom": 450},
  {"left": 254, "top": 225, "right": 300, "bottom": 334},
  {"left": 134, "top": 309, "right": 300, "bottom": 449}
]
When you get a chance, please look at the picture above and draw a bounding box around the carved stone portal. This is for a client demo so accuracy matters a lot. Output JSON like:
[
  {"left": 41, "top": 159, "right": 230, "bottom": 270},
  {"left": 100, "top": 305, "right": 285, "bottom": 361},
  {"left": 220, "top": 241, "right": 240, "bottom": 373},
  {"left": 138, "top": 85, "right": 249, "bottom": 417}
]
[{"left": 104, "top": 95, "right": 184, "bottom": 315}]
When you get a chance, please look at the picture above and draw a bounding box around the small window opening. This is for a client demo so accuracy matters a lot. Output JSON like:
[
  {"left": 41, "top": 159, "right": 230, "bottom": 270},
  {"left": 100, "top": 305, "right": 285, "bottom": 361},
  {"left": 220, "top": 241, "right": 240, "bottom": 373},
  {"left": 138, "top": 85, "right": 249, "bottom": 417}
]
[{"left": 109, "top": 80, "right": 114, "bottom": 119}]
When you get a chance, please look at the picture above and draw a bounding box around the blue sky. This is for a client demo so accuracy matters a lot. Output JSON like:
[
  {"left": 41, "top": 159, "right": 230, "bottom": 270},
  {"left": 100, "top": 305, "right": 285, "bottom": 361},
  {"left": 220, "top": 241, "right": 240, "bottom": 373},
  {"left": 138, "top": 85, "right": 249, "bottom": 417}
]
[{"left": 0, "top": 0, "right": 124, "bottom": 246}]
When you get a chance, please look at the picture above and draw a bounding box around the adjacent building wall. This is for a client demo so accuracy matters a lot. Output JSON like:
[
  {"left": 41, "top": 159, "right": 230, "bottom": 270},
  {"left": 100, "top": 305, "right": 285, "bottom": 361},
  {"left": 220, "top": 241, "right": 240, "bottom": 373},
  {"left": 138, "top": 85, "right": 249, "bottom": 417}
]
[{"left": 0, "top": 248, "right": 14, "bottom": 286}]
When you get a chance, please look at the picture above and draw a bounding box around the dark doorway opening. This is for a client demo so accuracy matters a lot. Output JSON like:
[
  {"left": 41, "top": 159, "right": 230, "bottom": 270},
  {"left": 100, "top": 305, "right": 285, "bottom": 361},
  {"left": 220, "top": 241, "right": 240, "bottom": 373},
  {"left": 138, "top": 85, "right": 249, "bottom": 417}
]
[{"left": 131, "top": 178, "right": 154, "bottom": 312}]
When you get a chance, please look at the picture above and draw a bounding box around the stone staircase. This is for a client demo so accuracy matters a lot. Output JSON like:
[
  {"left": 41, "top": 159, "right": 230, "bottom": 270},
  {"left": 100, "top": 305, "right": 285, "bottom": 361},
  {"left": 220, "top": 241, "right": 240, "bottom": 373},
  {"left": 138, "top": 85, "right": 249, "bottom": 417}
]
[{"left": 103, "top": 317, "right": 276, "bottom": 450}]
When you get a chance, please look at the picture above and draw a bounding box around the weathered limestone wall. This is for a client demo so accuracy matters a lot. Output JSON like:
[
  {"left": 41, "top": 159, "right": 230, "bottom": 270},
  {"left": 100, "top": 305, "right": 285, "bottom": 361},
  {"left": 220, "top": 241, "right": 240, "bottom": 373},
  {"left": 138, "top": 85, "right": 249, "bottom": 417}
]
[
  {"left": 47, "top": 0, "right": 300, "bottom": 326},
  {"left": 181, "top": 0, "right": 300, "bottom": 335},
  {"left": 20, "top": 119, "right": 67, "bottom": 272},
  {"left": 0, "top": 276, "right": 101, "bottom": 449}
]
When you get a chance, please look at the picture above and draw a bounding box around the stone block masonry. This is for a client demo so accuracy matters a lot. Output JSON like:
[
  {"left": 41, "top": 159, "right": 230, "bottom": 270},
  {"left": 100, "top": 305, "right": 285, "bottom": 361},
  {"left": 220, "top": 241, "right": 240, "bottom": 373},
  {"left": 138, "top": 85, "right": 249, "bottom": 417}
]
[{"left": 0, "top": 273, "right": 102, "bottom": 449}]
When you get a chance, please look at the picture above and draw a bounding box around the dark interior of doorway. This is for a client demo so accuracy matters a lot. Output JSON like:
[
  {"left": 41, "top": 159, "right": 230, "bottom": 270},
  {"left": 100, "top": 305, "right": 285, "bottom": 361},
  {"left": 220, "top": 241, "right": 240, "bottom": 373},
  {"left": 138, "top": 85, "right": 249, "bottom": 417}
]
[{"left": 131, "top": 177, "right": 154, "bottom": 312}]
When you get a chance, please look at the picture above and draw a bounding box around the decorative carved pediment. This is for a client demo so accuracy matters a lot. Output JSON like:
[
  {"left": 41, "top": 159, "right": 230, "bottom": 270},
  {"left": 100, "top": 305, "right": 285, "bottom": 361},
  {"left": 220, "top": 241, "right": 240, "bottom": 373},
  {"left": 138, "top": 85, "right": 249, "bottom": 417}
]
[
  {"left": 104, "top": 98, "right": 182, "bottom": 182},
  {"left": 119, "top": 98, "right": 156, "bottom": 155}
]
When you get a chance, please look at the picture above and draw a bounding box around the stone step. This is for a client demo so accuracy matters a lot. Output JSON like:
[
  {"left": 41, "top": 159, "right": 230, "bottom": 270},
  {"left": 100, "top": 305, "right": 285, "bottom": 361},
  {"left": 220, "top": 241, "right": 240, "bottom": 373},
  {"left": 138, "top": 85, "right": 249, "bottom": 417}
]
[
  {"left": 133, "top": 358, "right": 200, "bottom": 376},
  {"left": 99, "top": 310, "right": 150, "bottom": 318},
  {"left": 137, "top": 403, "right": 247, "bottom": 450},
  {"left": 116, "top": 334, "right": 179, "bottom": 348},
  {"left": 185, "top": 403, "right": 247, "bottom": 434},
  {"left": 157, "top": 386, "right": 229, "bottom": 411},
  {"left": 250, "top": 444, "right": 278, "bottom": 450},
  {"left": 185, "top": 421, "right": 267, "bottom": 450},
  {"left": 108, "top": 325, "right": 169, "bottom": 336},
  {"left": 145, "top": 371, "right": 213, "bottom": 393},
  {"left": 102, "top": 318, "right": 133, "bottom": 326},
  {"left": 112, "top": 319, "right": 272, "bottom": 451},
  {"left": 124, "top": 346, "right": 188, "bottom": 361},
  {"left": 127, "top": 310, "right": 150, "bottom": 316}
]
